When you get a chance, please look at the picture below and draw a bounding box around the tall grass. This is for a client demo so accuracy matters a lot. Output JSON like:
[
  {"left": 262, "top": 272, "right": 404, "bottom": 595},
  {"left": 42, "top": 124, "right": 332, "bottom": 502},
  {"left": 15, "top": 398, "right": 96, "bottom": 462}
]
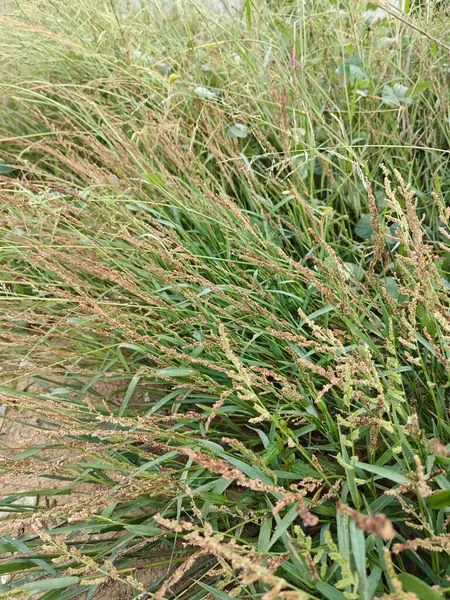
[{"left": 0, "top": 1, "right": 449, "bottom": 599}]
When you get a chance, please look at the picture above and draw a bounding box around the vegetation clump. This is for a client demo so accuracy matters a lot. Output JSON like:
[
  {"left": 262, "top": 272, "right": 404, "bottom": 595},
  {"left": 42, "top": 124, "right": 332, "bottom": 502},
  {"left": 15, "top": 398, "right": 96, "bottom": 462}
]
[{"left": 0, "top": 1, "right": 449, "bottom": 598}]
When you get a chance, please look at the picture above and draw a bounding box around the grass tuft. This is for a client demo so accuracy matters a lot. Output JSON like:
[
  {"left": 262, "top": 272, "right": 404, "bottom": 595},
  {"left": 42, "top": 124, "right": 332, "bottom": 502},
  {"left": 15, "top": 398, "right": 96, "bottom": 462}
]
[{"left": 0, "top": 1, "right": 449, "bottom": 599}]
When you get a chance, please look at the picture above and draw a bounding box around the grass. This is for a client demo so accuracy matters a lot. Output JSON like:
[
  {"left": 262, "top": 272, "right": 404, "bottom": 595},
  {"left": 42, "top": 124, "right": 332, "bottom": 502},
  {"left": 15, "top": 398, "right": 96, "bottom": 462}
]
[{"left": 0, "top": 0, "right": 449, "bottom": 598}]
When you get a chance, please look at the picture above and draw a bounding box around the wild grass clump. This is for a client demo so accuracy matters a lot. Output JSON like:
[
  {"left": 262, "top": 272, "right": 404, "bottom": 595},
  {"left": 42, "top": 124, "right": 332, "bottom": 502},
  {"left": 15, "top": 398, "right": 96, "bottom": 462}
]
[{"left": 0, "top": 1, "right": 449, "bottom": 599}]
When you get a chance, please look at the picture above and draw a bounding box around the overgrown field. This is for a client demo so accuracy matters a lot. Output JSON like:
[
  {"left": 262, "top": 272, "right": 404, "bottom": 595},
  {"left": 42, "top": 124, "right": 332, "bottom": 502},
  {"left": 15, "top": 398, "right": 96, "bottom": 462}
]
[{"left": 0, "top": 1, "right": 450, "bottom": 598}]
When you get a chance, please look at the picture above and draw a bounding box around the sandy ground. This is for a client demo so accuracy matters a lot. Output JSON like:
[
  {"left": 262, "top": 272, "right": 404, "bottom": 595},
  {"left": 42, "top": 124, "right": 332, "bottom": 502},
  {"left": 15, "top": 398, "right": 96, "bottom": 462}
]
[{"left": 0, "top": 377, "right": 68, "bottom": 500}]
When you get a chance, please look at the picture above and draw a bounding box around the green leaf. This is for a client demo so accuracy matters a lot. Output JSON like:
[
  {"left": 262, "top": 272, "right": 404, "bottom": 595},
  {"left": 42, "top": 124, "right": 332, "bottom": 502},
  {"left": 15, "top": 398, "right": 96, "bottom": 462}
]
[
  {"left": 340, "top": 445, "right": 362, "bottom": 508},
  {"left": 344, "top": 262, "right": 365, "bottom": 281},
  {"left": 407, "top": 80, "right": 432, "bottom": 97},
  {"left": 367, "top": 566, "right": 383, "bottom": 599},
  {"left": 440, "top": 276, "right": 450, "bottom": 290},
  {"left": 0, "top": 559, "right": 36, "bottom": 575},
  {"left": 76, "top": 461, "right": 121, "bottom": 471},
  {"left": 381, "top": 84, "right": 413, "bottom": 107},
  {"left": 3, "top": 535, "right": 58, "bottom": 577},
  {"left": 199, "top": 492, "right": 228, "bottom": 504},
  {"left": 215, "top": 451, "right": 272, "bottom": 484},
  {"left": 337, "top": 511, "right": 350, "bottom": 560},
  {"left": 268, "top": 503, "right": 298, "bottom": 550},
  {"left": 10, "top": 448, "right": 41, "bottom": 460},
  {"left": 386, "top": 223, "right": 401, "bottom": 247},
  {"left": 148, "top": 389, "right": 186, "bottom": 415},
  {"left": 426, "top": 489, "right": 450, "bottom": 509},
  {"left": 145, "top": 171, "right": 167, "bottom": 187},
  {"left": 245, "top": 0, "right": 252, "bottom": 29},
  {"left": 124, "top": 524, "right": 162, "bottom": 537},
  {"left": 385, "top": 276, "right": 399, "bottom": 300},
  {"left": 0, "top": 164, "right": 13, "bottom": 174},
  {"left": 350, "top": 521, "right": 368, "bottom": 600},
  {"left": 38, "top": 588, "right": 89, "bottom": 600},
  {"left": 118, "top": 372, "right": 141, "bottom": 417},
  {"left": 155, "top": 367, "right": 196, "bottom": 377},
  {"left": 354, "top": 214, "right": 373, "bottom": 239},
  {"left": 197, "top": 582, "right": 236, "bottom": 600},
  {"left": 315, "top": 580, "right": 348, "bottom": 600},
  {"left": 336, "top": 56, "right": 367, "bottom": 84},
  {"left": 261, "top": 441, "right": 280, "bottom": 464},
  {"left": 227, "top": 123, "right": 249, "bottom": 139},
  {"left": 397, "top": 574, "right": 445, "bottom": 600},
  {"left": 258, "top": 517, "right": 272, "bottom": 552},
  {"left": 355, "top": 461, "right": 408, "bottom": 484},
  {"left": 24, "top": 577, "right": 80, "bottom": 592}
]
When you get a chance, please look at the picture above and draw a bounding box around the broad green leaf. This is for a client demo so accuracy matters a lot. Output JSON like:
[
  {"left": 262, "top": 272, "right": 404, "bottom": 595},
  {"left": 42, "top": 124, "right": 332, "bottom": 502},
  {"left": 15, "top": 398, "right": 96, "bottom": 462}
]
[
  {"left": 268, "top": 503, "right": 298, "bottom": 549},
  {"left": 385, "top": 276, "right": 399, "bottom": 300},
  {"left": 282, "top": 557, "right": 312, "bottom": 586},
  {"left": 381, "top": 84, "right": 413, "bottom": 107},
  {"left": 258, "top": 517, "right": 272, "bottom": 552},
  {"left": 397, "top": 574, "right": 444, "bottom": 600},
  {"left": 38, "top": 587, "right": 91, "bottom": 600},
  {"left": 3, "top": 536, "right": 58, "bottom": 577},
  {"left": 0, "top": 559, "right": 36, "bottom": 575},
  {"left": 336, "top": 56, "right": 367, "bottom": 84},
  {"left": 355, "top": 462, "right": 408, "bottom": 484},
  {"left": 344, "top": 262, "right": 365, "bottom": 281},
  {"left": 426, "top": 489, "right": 450, "bottom": 509},
  {"left": 337, "top": 511, "right": 350, "bottom": 560},
  {"left": 276, "top": 467, "right": 318, "bottom": 480},
  {"left": 124, "top": 524, "right": 162, "bottom": 536},
  {"left": 216, "top": 451, "right": 272, "bottom": 484},
  {"left": 441, "top": 277, "right": 450, "bottom": 291},
  {"left": 197, "top": 582, "right": 235, "bottom": 600},
  {"left": 339, "top": 445, "right": 361, "bottom": 508},
  {"left": 345, "top": 320, "right": 378, "bottom": 353},
  {"left": 0, "top": 543, "right": 16, "bottom": 553},
  {"left": 135, "top": 450, "right": 179, "bottom": 474},
  {"left": 24, "top": 577, "right": 80, "bottom": 592},
  {"left": 76, "top": 461, "right": 121, "bottom": 471},
  {"left": 354, "top": 214, "right": 373, "bottom": 239},
  {"left": 386, "top": 223, "right": 400, "bottom": 247},
  {"left": 227, "top": 123, "right": 249, "bottom": 139},
  {"left": 155, "top": 367, "right": 196, "bottom": 377},
  {"left": 0, "top": 164, "right": 13, "bottom": 174},
  {"left": 350, "top": 521, "right": 368, "bottom": 600},
  {"left": 201, "top": 478, "right": 232, "bottom": 519},
  {"left": 10, "top": 448, "right": 41, "bottom": 460},
  {"left": 282, "top": 540, "right": 312, "bottom": 584},
  {"left": 367, "top": 566, "right": 382, "bottom": 600},
  {"left": 118, "top": 342, "right": 148, "bottom": 354},
  {"left": 315, "top": 580, "right": 347, "bottom": 600},
  {"left": 0, "top": 495, "right": 36, "bottom": 517},
  {"left": 199, "top": 492, "right": 228, "bottom": 504},
  {"left": 4, "top": 488, "right": 71, "bottom": 498},
  {"left": 262, "top": 441, "right": 280, "bottom": 464},
  {"left": 407, "top": 80, "right": 432, "bottom": 97}
]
